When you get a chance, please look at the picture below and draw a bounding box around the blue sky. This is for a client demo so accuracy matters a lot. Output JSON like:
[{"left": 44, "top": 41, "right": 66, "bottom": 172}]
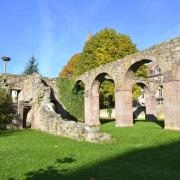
[{"left": 0, "top": 0, "right": 180, "bottom": 77}]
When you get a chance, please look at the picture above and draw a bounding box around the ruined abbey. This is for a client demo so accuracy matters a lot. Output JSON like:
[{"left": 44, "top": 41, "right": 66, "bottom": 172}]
[{"left": 0, "top": 36, "right": 180, "bottom": 142}]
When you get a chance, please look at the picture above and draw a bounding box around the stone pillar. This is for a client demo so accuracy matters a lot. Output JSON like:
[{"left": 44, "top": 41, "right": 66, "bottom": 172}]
[
  {"left": 164, "top": 80, "right": 180, "bottom": 130},
  {"left": 84, "top": 89, "right": 100, "bottom": 126},
  {"left": 91, "top": 94, "right": 100, "bottom": 125},
  {"left": 145, "top": 93, "right": 157, "bottom": 120},
  {"left": 115, "top": 89, "right": 133, "bottom": 127},
  {"left": 17, "top": 103, "right": 24, "bottom": 129},
  {"left": 84, "top": 90, "right": 92, "bottom": 125}
]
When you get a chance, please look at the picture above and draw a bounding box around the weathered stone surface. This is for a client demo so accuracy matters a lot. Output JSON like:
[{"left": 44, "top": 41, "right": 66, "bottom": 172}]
[
  {"left": 76, "top": 36, "right": 180, "bottom": 129},
  {"left": 2, "top": 73, "right": 111, "bottom": 143},
  {"left": 0, "top": 36, "right": 180, "bottom": 137}
]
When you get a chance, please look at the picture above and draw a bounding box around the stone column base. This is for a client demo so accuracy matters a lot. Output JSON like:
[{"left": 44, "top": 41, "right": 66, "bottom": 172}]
[
  {"left": 115, "top": 122, "right": 134, "bottom": 128},
  {"left": 85, "top": 121, "right": 101, "bottom": 126},
  {"left": 164, "top": 126, "right": 180, "bottom": 131}
]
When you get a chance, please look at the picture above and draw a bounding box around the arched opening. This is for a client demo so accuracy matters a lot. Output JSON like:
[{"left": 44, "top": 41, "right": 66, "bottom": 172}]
[
  {"left": 132, "top": 82, "right": 149, "bottom": 120},
  {"left": 91, "top": 73, "right": 115, "bottom": 125},
  {"left": 156, "top": 85, "right": 164, "bottom": 120},
  {"left": 116, "top": 58, "right": 164, "bottom": 127},
  {"left": 23, "top": 105, "right": 32, "bottom": 128}
]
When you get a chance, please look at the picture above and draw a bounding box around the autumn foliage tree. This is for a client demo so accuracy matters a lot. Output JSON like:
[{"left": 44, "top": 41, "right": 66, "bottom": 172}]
[
  {"left": 60, "top": 54, "right": 81, "bottom": 78},
  {"left": 58, "top": 28, "right": 147, "bottom": 120},
  {"left": 74, "top": 28, "right": 137, "bottom": 76}
]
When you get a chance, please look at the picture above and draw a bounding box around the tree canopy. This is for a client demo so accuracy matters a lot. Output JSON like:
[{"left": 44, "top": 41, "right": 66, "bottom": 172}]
[
  {"left": 58, "top": 28, "right": 147, "bottom": 120},
  {"left": 23, "top": 56, "right": 39, "bottom": 75},
  {"left": 0, "top": 87, "right": 14, "bottom": 125},
  {"left": 60, "top": 54, "right": 81, "bottom": 78},
  {"left": 74, "top": 28, "right": 137, "bottom": 76}
]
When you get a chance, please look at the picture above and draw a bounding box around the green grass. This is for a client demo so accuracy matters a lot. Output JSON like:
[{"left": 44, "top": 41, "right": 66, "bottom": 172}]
[{"left": 1, "top": 120, "right": 180, "bottom": 180}]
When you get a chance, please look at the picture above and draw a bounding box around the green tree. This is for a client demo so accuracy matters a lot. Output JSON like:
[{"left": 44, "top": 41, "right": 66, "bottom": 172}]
[
  {"left": 0, "top": 87, "right": 14, "bottom": 126},
  {"left": 133, "top": 64, "right": 148, "bottom": 100},
  {"left": 73, "top": 28, "right": 138, "bottom": 108},
  {"left": 135, "top": 65, "right": 148, "bottom": 78},
  {"left": 132, "top": 84, "right": 142, "bottom": 100},
  {"left": 58, "top": 28, "right": 147, "bottom": 121},
  {"left": 99, "top": 80, "right": 115, "bottom": 109},
  {"left": 74, "top": 28, "right": 137, "bottom": 76},
  {"left": 23, "top": 56, "right": 39, "bottom": 75}
]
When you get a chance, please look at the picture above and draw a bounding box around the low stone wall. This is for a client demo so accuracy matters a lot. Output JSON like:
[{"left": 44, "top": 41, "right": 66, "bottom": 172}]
[{"left": 35, "top": 108, "right": 112, "bottom": 143}]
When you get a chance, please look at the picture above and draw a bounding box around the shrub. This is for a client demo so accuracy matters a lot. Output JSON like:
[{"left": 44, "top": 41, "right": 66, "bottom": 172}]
[{"left": 0, "top": 87, "right": 14, "bottom": 126}]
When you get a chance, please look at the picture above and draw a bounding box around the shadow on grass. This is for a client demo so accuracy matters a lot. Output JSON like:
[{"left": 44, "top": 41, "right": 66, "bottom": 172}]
[
  {"left": 24, "top": 157, "right": 76, "bottom": 180},
  {"left": 100, "top": 118, "right": 164, "bottom": 129},
  {"left": 100, "top": 118, "right": 115, "bottom": 124},
  {"left": 25, "top": 166, "right": 67, "bottom": 180},
  {"left": 0, "top": 130, "right": 25, "bottom": 137},
  {"left": 23, "top": 141, "right": 180, "bottom": 180},
  {"left": 134, "top": 119, "right": 165, "bottom": 128},
  {"left": 56, "top": 157, "right": 76, "bottom": 164}
]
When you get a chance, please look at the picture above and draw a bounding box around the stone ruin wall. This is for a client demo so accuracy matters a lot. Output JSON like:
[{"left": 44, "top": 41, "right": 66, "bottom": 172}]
[
  {"left": 0, "top": 73, "right": 112, "bottom": 143},
  {"left": 0, "top": 36, "right": 179, "bottom": 140},
  {"left": 77, "top": 36, "right": 180, "bottom": 90}
]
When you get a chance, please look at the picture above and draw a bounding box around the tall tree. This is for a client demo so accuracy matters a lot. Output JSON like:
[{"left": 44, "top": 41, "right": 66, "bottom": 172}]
[
  {"left": 23, "top": 56, "right": 39, "bottom": 75},
  {"left": 74, "top": 28, "right": 137, "bottom": 76},
  {"left": 58, "top": 28, "right": 147, "bottom": 119}
]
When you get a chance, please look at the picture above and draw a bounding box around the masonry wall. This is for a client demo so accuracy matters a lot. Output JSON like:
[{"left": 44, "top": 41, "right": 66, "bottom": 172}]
[{"left": 17, "top": 74, "right": 112, "bottom": 143}]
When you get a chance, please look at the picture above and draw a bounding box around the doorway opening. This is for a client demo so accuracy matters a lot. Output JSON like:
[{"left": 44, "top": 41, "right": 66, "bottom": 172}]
[{"left": 23, "top": 106, "right": 31, "bottom": 128}]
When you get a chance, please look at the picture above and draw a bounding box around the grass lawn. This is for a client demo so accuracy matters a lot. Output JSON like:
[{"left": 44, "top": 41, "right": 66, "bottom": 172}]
[{"left": 1, "top": 119, "right": 180, "bottom": 180}]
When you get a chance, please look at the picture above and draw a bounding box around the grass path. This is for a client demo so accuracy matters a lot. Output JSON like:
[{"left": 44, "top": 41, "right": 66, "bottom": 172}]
[{"left": 1, "top": 120, "right": 180, "bottom": 180}]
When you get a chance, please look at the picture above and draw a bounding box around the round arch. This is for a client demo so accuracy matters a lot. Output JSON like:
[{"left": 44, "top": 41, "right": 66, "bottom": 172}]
[
  {"left": 128, "top": 56, "right": 166, "bottom": 74},
  {"left": 90, "top": 72, "right": 115, "bottom": 125},
  {"left": 115, "top": 56, "right": 163, "bottom": 127}
]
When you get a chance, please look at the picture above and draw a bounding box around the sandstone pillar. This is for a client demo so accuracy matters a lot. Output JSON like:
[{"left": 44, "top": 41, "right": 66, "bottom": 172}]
[
  {"left": 91, "top": 94, "right": 100, "bottom": 125},
  {"left": 145, "top": 93, "right": 157, "bottom": 120},
  {"left": 115, "top": 89, "right": 133, "bottom": 127},
  {"left": 84, "top": 90, "right": 92, "bottom": 125},
  {"left": 17, "top": 103, "right": 24, "bottom": 129},
  {"left": 84, "top": 89, "right": 100, "bottom": 126},
  {"left": 164, "top": 80, "right": 180, "bottom": 130}
]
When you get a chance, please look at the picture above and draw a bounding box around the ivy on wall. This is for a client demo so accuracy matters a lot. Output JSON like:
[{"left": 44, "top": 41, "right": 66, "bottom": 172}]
[{"left": 57, "top": 78, "right": 84, "bottom": 121}]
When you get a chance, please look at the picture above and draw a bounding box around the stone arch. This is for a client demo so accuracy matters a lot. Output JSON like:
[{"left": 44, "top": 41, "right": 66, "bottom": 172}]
[
  {"left": 133, "top": 80, "right": 149, "bottom": 89},
  {"left": 134, "top": 82, "right": 158, "bottom": 121},
  {"left": 74, "top": 78, "right": 86, "bottom": 90},
  {"left": 132, "top": 82, "right": 150, "bottom": 120},
  {"left": 115, "top": 56, "right": 163, "bottom": 127},
  {"left": 133, "top": 81, "right": 151, "bottom": 99},
  {"left": 77, "top": 37, "right": 180, "bottom": 130},
  {"left": 119, "top": 56, "right": 167, "bottom": 88},
  {"left": 89, "top": 72, "right": 115, "bottom": 125},
  {"left": 128, "top": 55, "right": 166, "bottom": 74},
  {"left": 73, "top": 80, "right": 85, "bottom": 92}
]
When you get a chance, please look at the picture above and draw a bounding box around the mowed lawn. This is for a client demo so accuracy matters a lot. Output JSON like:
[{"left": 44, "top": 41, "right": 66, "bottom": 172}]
[{"left": 1, "top": 120, "right": 180, "bottom": 180}]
